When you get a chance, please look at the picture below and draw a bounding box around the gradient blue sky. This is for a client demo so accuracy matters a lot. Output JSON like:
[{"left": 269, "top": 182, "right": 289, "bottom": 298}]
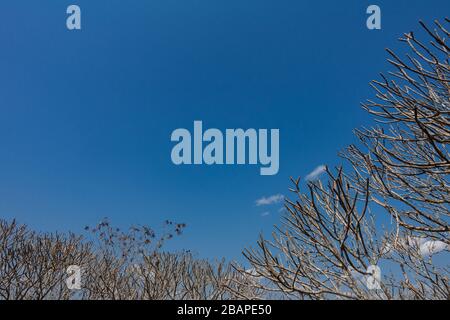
[{"left": 0, "top": 1, "right": 448, "bottom": 260}]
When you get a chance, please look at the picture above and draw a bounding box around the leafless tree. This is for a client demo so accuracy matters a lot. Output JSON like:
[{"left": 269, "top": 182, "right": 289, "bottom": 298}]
[
  {"left": 242, "top": 169, "right": 387, "bottom": 299},
  {"left": 0, "top": 219, "right": 92, "bottom": 300},
  {"left": 242, "top": 19, "right": 449, "bottom": 300},
  {"left": 342, "top": 19, "right": 449, "bottom": 242},
  {"left": 0, "top": 218, "right": 261, "bottom": 300}
]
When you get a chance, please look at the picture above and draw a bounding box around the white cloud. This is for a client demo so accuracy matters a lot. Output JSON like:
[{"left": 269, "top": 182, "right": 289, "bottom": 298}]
[
  {"left": 419, "top": 240, "right": 448, "bottom": 256},
  {"left": 260, "top": 211, "right": 270, "bottom": 217},
  {"left": 305, "top": 165, "right": 326, "bottom": 181},
  {"left": 245, "top": 268, "right": 258, "bottom": 276},
  {"left": 381, "top": 236, "right": 448, "bottom": 257},
  {"left": 255, "top": 194, "right": 284, "bottom": 206},
  {"left": 244, "top": 268, "right": 262, "bottom": 283}
]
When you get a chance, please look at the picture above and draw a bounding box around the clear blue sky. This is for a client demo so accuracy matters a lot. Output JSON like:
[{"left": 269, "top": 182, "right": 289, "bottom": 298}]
[{"left": 0, "top": 1, "right": 448, "bottom": 260}]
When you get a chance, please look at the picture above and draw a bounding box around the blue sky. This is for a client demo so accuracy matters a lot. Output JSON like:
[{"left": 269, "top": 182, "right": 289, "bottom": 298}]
[{"left": 0, "top": 1, "right": 448, "bottom": 260}]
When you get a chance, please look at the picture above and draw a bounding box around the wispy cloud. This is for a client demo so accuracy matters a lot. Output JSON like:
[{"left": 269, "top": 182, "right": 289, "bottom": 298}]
[
  {"left": 256, "top": 194, "right": 284, "bottom": 206},
  {"left": 305, "top": 165, "right": 326, "bottom": 181},
  {"left": 260, "top": 211, "right": 270, "bottom": 217},
  {"left": 419, "top": 240, "right": 448, "bottom": 256},
  {"left": 382, "top": 236, "right": 448, "bottom": 257}
]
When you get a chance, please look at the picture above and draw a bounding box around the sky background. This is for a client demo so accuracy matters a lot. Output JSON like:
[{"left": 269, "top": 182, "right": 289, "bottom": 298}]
[{"left": 0, "top": 1, "right": 448, "bottom": 261}]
